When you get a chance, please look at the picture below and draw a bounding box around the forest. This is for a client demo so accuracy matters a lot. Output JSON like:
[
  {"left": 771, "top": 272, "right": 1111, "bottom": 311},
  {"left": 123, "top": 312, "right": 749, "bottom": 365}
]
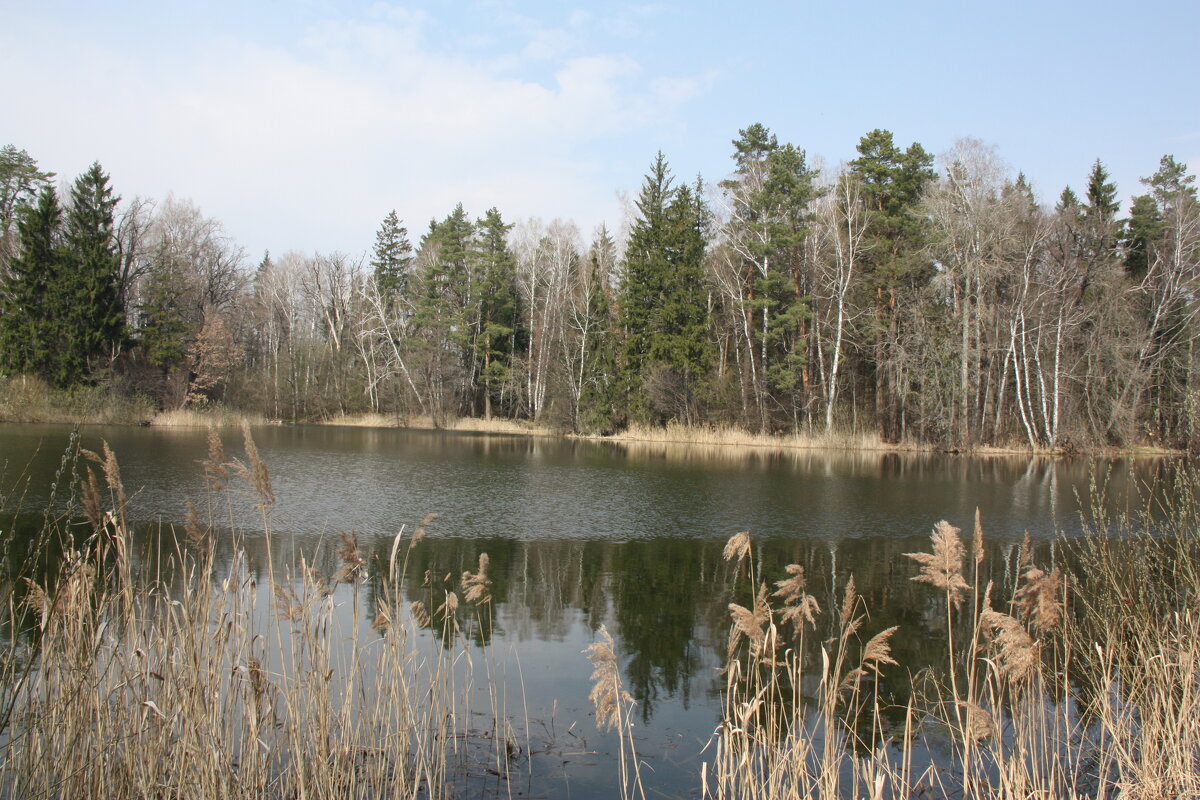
[{"left": 1, "top": 126, "right": 1197, "bottom": 451}]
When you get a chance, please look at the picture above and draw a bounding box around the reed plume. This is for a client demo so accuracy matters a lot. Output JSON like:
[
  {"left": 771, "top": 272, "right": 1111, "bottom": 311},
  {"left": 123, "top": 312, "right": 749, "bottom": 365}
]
[
  {"left": 979, "top": 583, "right": 1038, "bottom": 683},
  {"left": 727, "top": 583, "right": 772, "bottom": 661},
  {"left": 409, "top": 600, "right": 431, "bottom": 628},
  {"left": 229, "top": 422, "right": 274, "bottom": 508},
  {"left": 183, "top": 498, "right": 205, "bottom": 548},
  {"left": 461, "top": 553, "right": 492, "bottom": 605},
  {"left": 723, "top": 531, "right": 751, "bottom": 562},
  {"left": 584, "top": 625, "right": 631, "bottom": 732},
  {"left": 837, "top": 625, "right": 899, "bottom": 697},
  {"left": 773, "top": 564, "right": 820, "bottom": 630},
  {"left": 906, "top": 521, "right": 971, "bottom": 608},
  {"left": 1014, "top": 563, "right": 1064, "bottom": 634},
  {"left": 202, "top": 426, "right": 229, "bottom": 491},
  {"left": 80, "top": 467, "right": 103, "bottom": 531},
  {"left": 333, "top": 532, "right": 366, "bottom": 583}
]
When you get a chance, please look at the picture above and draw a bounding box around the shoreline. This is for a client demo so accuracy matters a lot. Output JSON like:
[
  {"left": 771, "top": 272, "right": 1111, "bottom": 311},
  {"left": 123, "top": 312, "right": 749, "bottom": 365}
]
[{"left": 0, "top": 406, "right": 1183, "bottom": 458}]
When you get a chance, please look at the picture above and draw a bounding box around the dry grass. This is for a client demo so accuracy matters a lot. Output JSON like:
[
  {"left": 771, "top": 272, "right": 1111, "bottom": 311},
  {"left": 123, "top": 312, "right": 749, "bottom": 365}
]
[
  {"left": 0, "top": 375, "right": 156, "bottom": 424},
  {"left": 0, "top": 431, "right": 520, "bottom": 800},
  {"left": 320, "top": 412, "right": 557, "bottom": 437},
  {"left": 705, "top": 508, "right": 1200, "bottom": 800},
  {"left": 150, "top": 406, "right": 267, "bottom": 427},
  {"left": 603, "top": 422, "right": 900, "bottom": 452}
]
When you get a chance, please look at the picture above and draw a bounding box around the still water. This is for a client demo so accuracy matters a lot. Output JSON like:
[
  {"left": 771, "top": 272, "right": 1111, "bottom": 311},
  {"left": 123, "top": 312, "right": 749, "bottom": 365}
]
[{"left": 0, "top": 423, "right": 1175, "bottom": 797}]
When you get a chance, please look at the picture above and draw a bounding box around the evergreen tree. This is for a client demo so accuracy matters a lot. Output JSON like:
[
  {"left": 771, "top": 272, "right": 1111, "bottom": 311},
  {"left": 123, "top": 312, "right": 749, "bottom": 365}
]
[
  {"left": 619, "top": 153, "right": 712, "bottom": 423},
  {"left": 371, "top": 210, "right": 413, "bottom": 303},
  {"left": 1081, "top": 159, "right": 1121, "bottom": 268},
  {"left": 0, "top": 186, "right": 65, "bottom": 380},
  {"left": 138, "top": 239, "right": 198, "bottom": 376},
  {"left": 0, "top": 145, "right": 54, "bottom": 268},
  {"left": 850, "top": 129, "right": 936, "bottom": 440},
  {"left": 720, "top": 125, "right": 817, "bottom": 425},
  {"left": 578, "top": 225, "right": 619, "bottom": 432},
  {"left": 412, "top": 204, "right": 475, "bottom": 421},
  {"left": 1124, "top": 194, "right": 1162, "bottom": 279},
  {"left": 472, "top": 207, "right": 521, "bottom": 417},
  {"left": 61, "top": 162, "right": 125, "bottom": 384}
]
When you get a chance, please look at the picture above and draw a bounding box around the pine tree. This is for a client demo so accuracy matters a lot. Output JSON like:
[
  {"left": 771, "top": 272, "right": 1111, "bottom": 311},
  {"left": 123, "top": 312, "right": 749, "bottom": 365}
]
[
  {"left": 720, "top": 125, "right": 817, "bottom": 426},
  {"left": 850, "top": 129, "right": 936, "bottom": 440}
]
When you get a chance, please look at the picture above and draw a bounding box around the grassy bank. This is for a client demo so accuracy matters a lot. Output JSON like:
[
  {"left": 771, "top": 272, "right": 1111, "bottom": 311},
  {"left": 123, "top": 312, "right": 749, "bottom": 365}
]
[
  {"left": 319, "top": 411, "right": 557, "bottom": 437},
  {"left": 0, "top": 376, "right": 264, "bottom": 428},
  {"left": 600, "top": 421, "right": 904, "bottom": 452},
  {"left": 0, "top": 376, "right": 156, "bottom": 425},
  {"left": 148, "top": 406, "right": 266, "bottom": 427}
]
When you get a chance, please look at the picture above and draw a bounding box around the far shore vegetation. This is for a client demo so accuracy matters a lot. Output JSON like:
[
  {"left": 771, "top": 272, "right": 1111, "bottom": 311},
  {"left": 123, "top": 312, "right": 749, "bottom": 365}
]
[
  {"left": 0, "top": 376, "right": 1180, "bottom": 459},
  {"left": 2, "top": 133, "right": 1199, "bottom": 454}
]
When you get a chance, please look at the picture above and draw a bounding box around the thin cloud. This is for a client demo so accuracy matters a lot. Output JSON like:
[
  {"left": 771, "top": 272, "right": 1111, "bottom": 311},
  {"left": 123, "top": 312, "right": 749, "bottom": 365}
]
[{"left": 2, "top": 4, "right": 709, "bottom": 257}]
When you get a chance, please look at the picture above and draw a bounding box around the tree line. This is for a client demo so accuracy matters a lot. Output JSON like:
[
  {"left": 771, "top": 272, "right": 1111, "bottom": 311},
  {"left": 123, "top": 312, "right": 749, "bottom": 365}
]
[{"left": 1, "top": 128, "right": 1197, "bottom": 450}]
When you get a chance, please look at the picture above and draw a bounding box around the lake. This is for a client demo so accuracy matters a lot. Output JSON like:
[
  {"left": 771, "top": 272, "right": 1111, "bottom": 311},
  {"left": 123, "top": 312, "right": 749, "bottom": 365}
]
[{"left": 0, "top": 423, "right": 1174, "bottom": 798}]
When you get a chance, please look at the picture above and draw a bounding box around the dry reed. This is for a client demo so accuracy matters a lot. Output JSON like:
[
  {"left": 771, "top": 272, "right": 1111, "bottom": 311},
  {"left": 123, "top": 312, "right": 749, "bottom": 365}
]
[{"left": 0, "top": 436, "right": 526, "bottom": 800}]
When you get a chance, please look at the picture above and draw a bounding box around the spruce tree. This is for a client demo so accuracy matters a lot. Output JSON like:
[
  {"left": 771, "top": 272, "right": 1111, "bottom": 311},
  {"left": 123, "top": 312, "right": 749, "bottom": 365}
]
[
  {"left": 472, "top": 207, "right": 521, "bottom": 417},
  {"left": 61, "top": 162, "right": 125, "bottom": 384},
  {"left": 412, "top": 204, "right": 475, "bottom": 418},
  {"left": 138, "top": 239, "right": 197, "bottom": 376},
  {"left": 619, "top": 153, "right": 712, "bottom": 423},
  {"left": 1082, "top": 159, "right": 1121, "bottom": 267},
  {"left": 1124, "top": 194, "right": 1162, "bottom": 279},
  {"left": 0, "top": 186, "right": 65, "bottom": 380},
  {"left": 371, "top": 210, "right": 413, "bottom": 303},
  {"left": 578, "top": 226, "right": 619, "bottom": 432}
]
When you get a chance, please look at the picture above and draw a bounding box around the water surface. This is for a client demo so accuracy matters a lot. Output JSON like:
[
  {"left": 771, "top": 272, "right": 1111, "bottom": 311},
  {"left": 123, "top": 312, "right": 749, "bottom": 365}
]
[{"left": 0, "top": 423, "right": 1174, "bottom": 797}]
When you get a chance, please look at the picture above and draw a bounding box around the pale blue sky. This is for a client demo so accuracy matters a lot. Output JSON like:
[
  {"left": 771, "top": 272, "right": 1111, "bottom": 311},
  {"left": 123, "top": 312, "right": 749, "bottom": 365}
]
[{"left": 4, "top": 0, "right": 1198, "bottom": 259}]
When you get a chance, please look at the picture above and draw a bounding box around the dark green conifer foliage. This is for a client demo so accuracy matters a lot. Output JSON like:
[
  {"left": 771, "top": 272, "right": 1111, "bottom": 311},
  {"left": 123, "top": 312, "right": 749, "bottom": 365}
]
[
  {"left": 412, "top": 204, "right": 475, "bottom": 420},
  {"left": 721, "top": 124, "right": 817, "bottom": 422},
  {"left": 850, "top": 129, "right": 936, "bottom": 440},
  {"left": 0, "top": 186, "right": 65, "bottom": 380},
  {"left": 1082, "top": 160, "right": 1122, "bottom": 267},
  {"left": 0, "top": 145, "right": 54, "bottom": 268},
  {"left": 61, "top": 162, "right": 125, "bottom": 385},
  {"left": 1124, "top": 194, "right": 1162, "bottom": 279},
  {"left": 138, "top": 240, "right": 197, "bottom": 374},
  {"left": 1138, "top": 156, "right": 1200, "bottom": 445},
  {"left": 578, "top": 226, "right": 619, "bottom": 432},
  {"left": 371, "top": 210, "right": 413, "bottom": 303},
  {"left": 619, "top": 153, "right": 712, "bottom": 423},
  {"left": 472, "top": 207, "right": 522, "bottom": 417}
]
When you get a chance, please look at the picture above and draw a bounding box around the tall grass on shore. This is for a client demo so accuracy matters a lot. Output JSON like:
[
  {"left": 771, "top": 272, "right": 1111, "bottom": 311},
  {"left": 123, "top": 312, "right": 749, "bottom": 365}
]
[
  {"left": 0, "top": 376, "right": 156, "bottom": 425},
  {"left": 149, "top": 406, "right": 267, "bottom": 427},
  {"left": 0, "top": 426, "right": 519, "bottom": 799},
  {"left": 703, "top": 499, "right": 1200, "bottom": 799},
  {"left": 608, "top": 422, "right": 896, "bottom": 453}
]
